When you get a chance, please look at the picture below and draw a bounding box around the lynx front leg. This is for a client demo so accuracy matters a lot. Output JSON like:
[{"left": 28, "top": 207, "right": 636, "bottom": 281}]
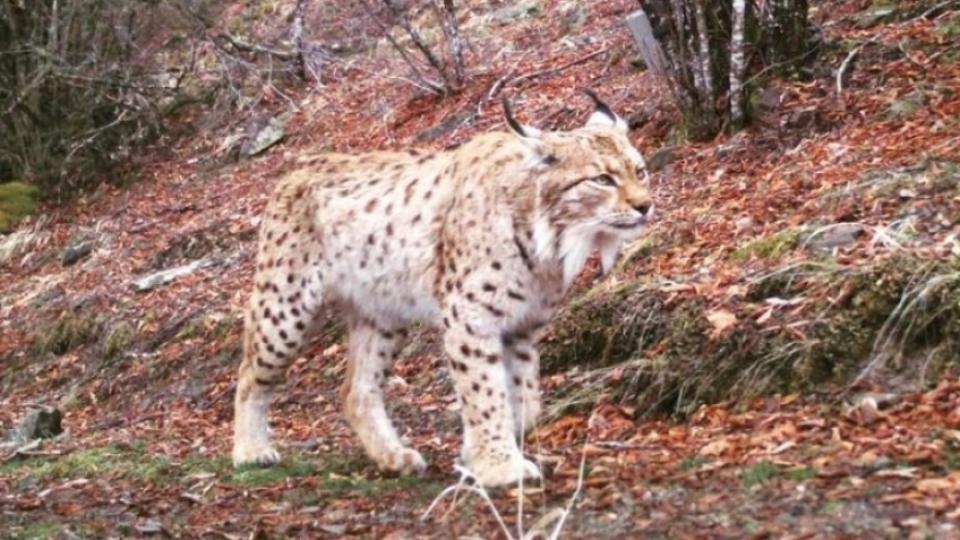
[
  {"left": 442, "top": 327, "right": 540, "bottom": 487},
  {"left": 504, "top": 339, "right": 541, "bottom": 438},
  {"left": 341, "top": 323, "right": 425, "bottom": 475}
]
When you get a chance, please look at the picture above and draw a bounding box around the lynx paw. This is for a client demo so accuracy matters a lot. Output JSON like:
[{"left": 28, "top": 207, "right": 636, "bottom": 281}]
[
  {"left": 233, "top": 443, "right": 281, "bottom": 467},
  {"left": 375, "top": 446, "right": 427, "bottom": 475},
  {"left": 469, "top": 453, "right": 541, "bottom": 488}
]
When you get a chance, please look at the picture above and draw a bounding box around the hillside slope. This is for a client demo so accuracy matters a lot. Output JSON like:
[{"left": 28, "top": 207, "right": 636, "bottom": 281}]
[{"left": 2, "top": 1, "right": 959, "bottom": 537}]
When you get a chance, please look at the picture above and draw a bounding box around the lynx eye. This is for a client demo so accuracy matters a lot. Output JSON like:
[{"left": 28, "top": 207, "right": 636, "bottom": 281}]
[{"left": 591, "top": 174, "right": 617, "bottom": 187}]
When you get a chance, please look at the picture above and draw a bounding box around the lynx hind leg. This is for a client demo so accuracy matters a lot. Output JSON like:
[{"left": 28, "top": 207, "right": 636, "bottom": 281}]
[
  {"left": 504, "top": 340, "right": 541, "bottom": 438},
  {"left": 233, "top": 206, "right": 323, "bottom": 467},
  {"left": 341, "top": 322, "right": 426, "bottom": 475},
  {"left": 233, "top": 311, "right": 284, "bottom": 467}
]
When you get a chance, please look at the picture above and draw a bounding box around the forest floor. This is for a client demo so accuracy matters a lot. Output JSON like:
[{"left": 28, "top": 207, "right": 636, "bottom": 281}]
[{"left": 2, "top": 1, "right": 959, "bottom": 538}]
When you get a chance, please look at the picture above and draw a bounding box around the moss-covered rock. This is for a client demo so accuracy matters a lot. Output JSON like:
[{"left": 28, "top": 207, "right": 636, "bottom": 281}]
[
  {"left": 542, "top": 255, "right": 960, "bottom": 418},
  {"left": 0, "top": 182, "right": 39, "bottom": 233}
]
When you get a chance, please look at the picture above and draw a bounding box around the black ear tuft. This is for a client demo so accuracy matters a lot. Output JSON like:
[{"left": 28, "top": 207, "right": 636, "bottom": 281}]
[
  {"left": 580, "top": 88, "right": 616, "bottom": 123},
  {"left": 501, "top": 96, "right": 529, "bottom": 138}
]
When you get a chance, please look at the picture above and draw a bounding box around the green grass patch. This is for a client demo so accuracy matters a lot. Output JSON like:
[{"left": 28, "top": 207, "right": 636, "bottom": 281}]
[
  {"left": 2, "top": 521, "right": 67, "bottom": 540},
  {"left": 785, "top": 466, "right": 817, "bottom": 482},
  {"left": 679, "top": 456, "right": 707, "bottom": 471},
  {"left": 202, "top": 452, "right": 440, "bottom": 498},
  {"left": 102, "top": 321, "right": 136, "bottom": 360},
  {"left": 742, "top": 461, "right": 779, "bottom": 487},
  {"left": 39, "top": 314, "right": 99, "bottom": 356},
  {"left": 229, "top": 456, "right": 317, "bottom": 487},
  {"left": 0, "top": 181, "right": 39, "bottom": 233},
  {"left": 945, "top": 448, "right": 960, "bottom": 471},
  {"left": 1, "top": 444, "right": 171, "bottom": 484},
  {"left": 730, "top": 229, "right": 802, "bottom": 262}
]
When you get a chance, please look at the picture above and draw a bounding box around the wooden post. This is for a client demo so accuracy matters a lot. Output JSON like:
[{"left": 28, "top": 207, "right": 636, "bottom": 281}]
[{"left": 626, "top": 9, "right": 668, "bottom": 76}]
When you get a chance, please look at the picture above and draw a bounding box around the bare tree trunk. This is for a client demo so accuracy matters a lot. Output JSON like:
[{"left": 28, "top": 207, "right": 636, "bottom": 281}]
[
  {"left": 436, "top": 0, "right": 465, "bottom": 87},
  {"left": 381, "top": 0, "right": 451, "bottom": 90},
  {"left": 357, "top": 0, "right": 445, "bottom": 94},
  {"left": 763, "top": 0, "right": 812, "bottom": 77},
  {"left": 291, "top": 0, "right": 307, "bottom": 81},
  {"left": 691, "top": 1, "right": 716, "bottom": 129},
  {"left": 638, "top": 0, "right": 812, "bottom": 138},
  {"left": 728, "top": 0, "right": 747, "bottom": 128}
]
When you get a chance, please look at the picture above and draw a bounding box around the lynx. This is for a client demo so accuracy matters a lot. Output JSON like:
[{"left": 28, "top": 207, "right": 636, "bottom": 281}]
[{"left": 233, "top": 92, "right": 653, "bottom": 487}]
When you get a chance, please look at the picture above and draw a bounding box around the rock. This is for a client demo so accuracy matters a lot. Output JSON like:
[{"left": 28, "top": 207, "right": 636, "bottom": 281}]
[
  {"left": 240, "top": 114, "right": 288, "bottom": 157},
  {"left": 13, "top": 407, "right": 63, "bottom": 442},
  {"left": 319, "top": 524, "right": 347, "bottom": 536},
  {"left": 646, "top": 146, "right": 677, "bottom": 173},
  {"left": 132, "top": 257, "right": 220, "bottom": 293},
  {"left": 0, "top": 229, "right": 41, "bottom": 265},
  {"left": 134, "top": 519, "right": 164, "bottom": 535},
  {"left": 415, "top": 110, "right": 475, "bottom": 143},
  {"left": 485, "top": 0, "right": 540, "bottom": 26},
  {"left": 856, "top": 6, "right": 897, "bottom": 28},
  {"left": 61, "top": 240, "right": 93, "bottom": 266},
  {"left": 735, "top": 216, "right": 756, "bottom": 236},
  {"left": 758, "top": 87, "right": 782, "bottom": 112},
  {"left": 802, "top": 223, "right": 864, "bottom": 253}
]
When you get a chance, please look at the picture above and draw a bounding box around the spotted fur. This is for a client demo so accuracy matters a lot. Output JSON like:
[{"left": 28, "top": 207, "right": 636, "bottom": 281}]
[{"left": 233, "top": 94, "right": 654, "bottom": 487}]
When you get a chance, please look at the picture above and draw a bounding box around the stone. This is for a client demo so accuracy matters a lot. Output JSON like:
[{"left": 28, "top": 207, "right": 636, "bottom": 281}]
[
  {"left": 13, "top": 407, "right": 63, "bottom": 442},
  {"left": 758, "top": 87, "right": 782, "bottom": 112},
  {"left": 134, "top": 519, "right": 163, "bottom": 535},
  {"left": 0, "top": 229, "right": 40, "bottom": 265},
  {"left": 61, "top": 240, "right": 93, "bottom": 266},
  {"left": 415, "top": 110, "right": 475, "bottom": 142},
  {"left": 646, "top": 146, "right": 677, "bottom": 173},
  {"left": 132, "top": 257, "right": 220, "bottom": 292},
  {"left": 802, "top": 223, "right": 864, "bottom": 253},
  {"left": 856, "top": 6, "right": 897, "bottom": 28},
  {"left": 240, "top": 114, "right": 288, "bottom": 157}
]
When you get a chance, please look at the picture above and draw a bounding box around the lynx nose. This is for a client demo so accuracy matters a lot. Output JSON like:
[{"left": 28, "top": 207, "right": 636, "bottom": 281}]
[{"left": 631, "top": 200, "right": 653, "bottom": 217}]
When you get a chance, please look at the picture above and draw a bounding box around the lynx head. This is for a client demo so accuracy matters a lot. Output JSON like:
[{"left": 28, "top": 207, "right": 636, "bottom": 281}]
[{"left": 503, "top": 91, "right": 654, "bottom": 285}]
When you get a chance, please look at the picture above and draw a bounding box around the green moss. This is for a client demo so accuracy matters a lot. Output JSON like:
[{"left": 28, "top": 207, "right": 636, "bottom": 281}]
[
  {"left": 679, "top": 456, "right": 707, "bottom": 471},
  {"left": 886, "top": 91, "right": 927, "bottom": 120},
  {"left": 2, "top": 522, "right": 66, "bottom": 540},
  {"left": 176, "top": 315, "right": 208, "bottom": 341},
  {"left": 1, "top": 444, "right": 171, "bottom": 483},
  {"left": 785, "top": 466, "right": 817, "bottom": 482},
  {"left": 614, "top": 235, "right": 659, "bottom": 274},
  {"left": 176, "top": 312, "right": 241, "bottom": 342},
  {"left": 742, "top": 461, "right": 778, "bottom": 487},
  {"left": 0, "top": 181, "right": 39, "bottom": 233},
  {"left": 730, "top": 229, "right": 802, "bottom": 262},
  {"left": 102, "top": 322, "right": 136, "bottom": 360},
  {"left": 935, "top": 14, "right": 960, "bottom": 38},
  {"left": 229, "top": 456, "right": 317, "bottom": 486},
  {"left": 541, "top": 282, "right": 664, "bottom": 373},
  {"left": 40, "top": 314, "right": 99, "bottom": 356},
  {"left": 543, "top": 253, "right": 960, "bottom": 420}
]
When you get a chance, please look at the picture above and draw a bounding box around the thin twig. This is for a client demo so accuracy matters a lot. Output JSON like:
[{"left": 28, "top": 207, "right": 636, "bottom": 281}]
[{"left": 836, "top": 41, "right": 874, "bottom": 95}]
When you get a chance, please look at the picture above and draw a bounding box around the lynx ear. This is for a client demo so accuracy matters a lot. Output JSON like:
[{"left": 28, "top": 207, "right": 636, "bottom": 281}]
[
  {"left": 502, "top": 96, "right": 542, "bottom": 140},
  {"left": 502, "top": 96, "right": 556, "bottom": 170},
  {"left": 582, "top": 89, "right": 627, "bottom": 131}
]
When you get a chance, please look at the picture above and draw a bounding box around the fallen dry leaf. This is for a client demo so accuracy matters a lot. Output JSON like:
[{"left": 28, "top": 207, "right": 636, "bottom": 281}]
[{"left": 705, "top": 309, "right": 738, "bottom": 338}]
